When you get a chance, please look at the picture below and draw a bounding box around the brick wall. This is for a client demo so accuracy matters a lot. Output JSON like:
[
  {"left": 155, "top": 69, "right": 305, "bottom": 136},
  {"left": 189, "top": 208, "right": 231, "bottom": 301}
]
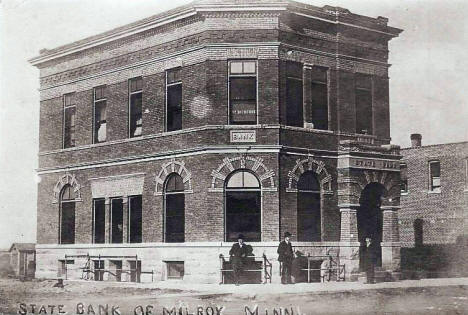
[{"left": 400, "top": 142, "right": 468, "bottom": 246}]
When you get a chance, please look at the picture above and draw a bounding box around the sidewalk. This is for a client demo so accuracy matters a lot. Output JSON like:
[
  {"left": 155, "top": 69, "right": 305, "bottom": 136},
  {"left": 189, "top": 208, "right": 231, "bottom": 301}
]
[{"left": 74, "top": 277, "right": 468, "bottom": 298}]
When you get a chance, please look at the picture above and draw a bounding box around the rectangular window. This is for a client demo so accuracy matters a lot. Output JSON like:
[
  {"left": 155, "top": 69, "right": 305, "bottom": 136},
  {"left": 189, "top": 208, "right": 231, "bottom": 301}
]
[
  {"left": 166, "top": 68, "right": 182, "bottom": 132},
  {"left": 128, "top": 196, "right": 142, "bottom": 243},
  {"left": 429, "top": 161, "right": 441, "bottom": 192},
  {"left": 166, "top": 261, "right": 184, "bottom": 279},
  {"left": 60, "top": 202, "right": 75, "bottom": 244},
  {"left": 400, "top": 163, "right": 408, "bottom": 193},
  {"left": 63, "top": 93, "right": 76, "bottom": 148},
  {"left": 229, "top": 60, "right": 257, "bottom": 125},
  {"left": 355, "top": 74, "right": 373, "bottom": 135},
  {"left": 93, "top": 86, "right": 107, "bottom": 143},
  {"left": 286, "top": 63, "right": 303, "bottom": 127},
  {"left": 93, "top": 199, "right": 106, "bottom": 244},
  {"left": 111, "top": 198, "right": 124, "bottom": 243},
  {"left": 129, "top": 77, "right": 143, "bottom": 138},
  {"left": 310, "top": 66, "right": 328, "bottom": 130}
]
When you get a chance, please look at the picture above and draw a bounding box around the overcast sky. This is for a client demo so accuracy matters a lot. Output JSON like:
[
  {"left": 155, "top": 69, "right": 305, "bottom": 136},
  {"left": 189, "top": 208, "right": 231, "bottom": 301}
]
[{"left": 0, "top": 0, "right": 467, "bottom": 249}]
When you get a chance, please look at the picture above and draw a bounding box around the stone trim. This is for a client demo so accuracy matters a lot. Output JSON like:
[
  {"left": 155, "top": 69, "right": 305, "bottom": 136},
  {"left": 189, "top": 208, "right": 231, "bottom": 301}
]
[
  {"left": 52, "top": 173, "right": 82, "bottom": 204},
  {"left": 286, "top": 157, "right": 333, "bottom": 194},
  {"left": 154, "top": 158, "right": 193, "bottom": 195},
  {"left": 89, "top": 173, "right": 145, "bottom": 199},
  {"left": 209, "top": 155, "right": 276, "bottom": 192}
]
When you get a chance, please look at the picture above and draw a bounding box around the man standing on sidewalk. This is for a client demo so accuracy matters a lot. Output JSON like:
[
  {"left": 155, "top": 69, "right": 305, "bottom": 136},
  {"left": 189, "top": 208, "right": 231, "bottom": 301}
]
[
  {"left": 363, "top": 237, "right": 376, "bottom": 284},
  {"left": 277, "top": 232, "right": 294, "bottom": 284},
  {"left": 229, "top": 234, "right": 248, "bottom": 286}
]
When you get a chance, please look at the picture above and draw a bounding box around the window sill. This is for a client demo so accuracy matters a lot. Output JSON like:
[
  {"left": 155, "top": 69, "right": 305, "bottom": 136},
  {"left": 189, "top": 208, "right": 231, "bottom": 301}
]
[
  {"left": 400, "top": 192, "right": 409, "bottom": 196},
  {"left": 427, "top": 190, "right": 441, "bottom": 194}
]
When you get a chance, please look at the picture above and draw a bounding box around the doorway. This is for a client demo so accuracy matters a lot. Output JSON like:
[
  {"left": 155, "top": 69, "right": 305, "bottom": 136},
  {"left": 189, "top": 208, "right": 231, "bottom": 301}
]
[{"left": 358, "top": 183, "right": 385, "bottom": 270}]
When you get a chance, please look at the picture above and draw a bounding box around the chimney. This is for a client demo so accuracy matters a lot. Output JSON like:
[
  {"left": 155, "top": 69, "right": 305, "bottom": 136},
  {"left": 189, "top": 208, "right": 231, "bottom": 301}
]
[{"left": 410, "top": 133, "right": 422, "bottom": 148}]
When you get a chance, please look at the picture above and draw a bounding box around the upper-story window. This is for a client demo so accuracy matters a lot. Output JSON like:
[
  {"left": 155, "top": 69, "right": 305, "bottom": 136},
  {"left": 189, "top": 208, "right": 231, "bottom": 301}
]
[
  {"left": 229, "top": 60, "right": 257, "bottom": 125},
  {"left": 400, "top": 163, "right": 408, "bottom": 194},
  {"left": 286, "top": 62, "right": 303, "bottom": 127},
  {"left": 429, "top": 160, "right": 441, "bottom": 192},
  {"left": 166, "top": 68, "right": 182, "bottom": 132},
  {"left": 310, "top": 66, "right": 329, "bottom": 130},
  {"left": 93, "top": 86, "right": 107, "bottom": 143},
  {"left": 355, "top": 73, "right": 373, "bottom": 135},
  {"left": 129, "top": 77, "right": 143, "bottom": 138},
  {"left": 63, "top": 93, "right": 76, "bottom": 149}
]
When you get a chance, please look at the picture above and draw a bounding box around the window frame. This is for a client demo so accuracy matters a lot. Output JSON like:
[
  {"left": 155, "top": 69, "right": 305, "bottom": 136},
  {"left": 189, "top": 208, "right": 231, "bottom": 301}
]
[
  {"left": 128, "top": 77, "right": 143, "bottom": 138},
  {"left": 62, "top": 93, "right": 76, "bottom": 149},
  {"left": 59, "top": 184, "right": 76, "bottom": 245},
  {"left": 128, "top": 195, "right": 143, "bottom": 243},
  {"left": 400, "top": 163, "right": 408, "bottom": 194},
  {"left": 93, "top": 85, "right": 107, "bottom": 144},
  {"left": 165, "top": 68, "right": 183, "bottom": 132},
  {"left": 163, "top": 173, "right": 185, "bottom": 243},
  {"left": 92, "top": 198, "right": 106, "bottom": 244},
  {"left": 310, "top": 66, "right": 330, "bottom": 131},
  {"left": 228, "top": 60, "right": 258, "bottom": 125},
  {"left": 354, "top": 73, "right": 374, "bottom": 135},
  {"left": 224, "top": 169, "right": 262, "bottom": 242},
  {"left": 428, "top": 160, "right": 441, "bottom": 193}
]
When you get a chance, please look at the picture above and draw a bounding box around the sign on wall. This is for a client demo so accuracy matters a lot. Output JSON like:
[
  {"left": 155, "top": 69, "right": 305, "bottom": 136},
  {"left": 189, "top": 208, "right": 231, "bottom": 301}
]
[{"left": 230, "top": 130, "right": 256, "bottom": 143}]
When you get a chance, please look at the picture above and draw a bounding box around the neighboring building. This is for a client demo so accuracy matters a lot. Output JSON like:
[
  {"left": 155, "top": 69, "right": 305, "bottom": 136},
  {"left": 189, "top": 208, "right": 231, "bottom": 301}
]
[
  {"left": 400, "top": 135, "right": 468, "bottom": 276},
  {"left": 9, "top": 243, "right": 36, "bottom": 278},
  {"left": 30, "top": 0, "right": 402, "bottom": 283}
]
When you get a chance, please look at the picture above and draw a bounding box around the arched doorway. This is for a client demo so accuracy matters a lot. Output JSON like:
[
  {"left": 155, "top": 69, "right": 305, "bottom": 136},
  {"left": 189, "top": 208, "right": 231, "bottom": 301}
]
[
  {"left": 297, "top": 171, "right": 321, "bottom": 241},
  {"left": 225, "top": 170, "right": 261, "bottom": 242},
  {"left": 358, "top": 183, "right": 386, "bottom": 269},
  {"left": 164, "top": 173, "right": 185, "bottom": 243}
]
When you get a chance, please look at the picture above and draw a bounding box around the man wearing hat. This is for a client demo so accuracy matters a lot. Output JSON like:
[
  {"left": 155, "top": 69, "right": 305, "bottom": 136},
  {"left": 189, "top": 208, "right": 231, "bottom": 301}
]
[
  {"left": 229, "top": 234, "right": 248, "bottom": 286},
  {"left": 277, "top": 232, "right": 294, "bottom": 284}
]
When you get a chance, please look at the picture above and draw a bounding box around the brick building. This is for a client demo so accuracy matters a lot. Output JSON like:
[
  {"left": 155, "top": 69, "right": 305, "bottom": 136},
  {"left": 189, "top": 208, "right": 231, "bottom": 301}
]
[
  {"left": 399, "top": 135, "right": 468, "bottom": 276},
  {"left": 30, "top": 0, "right": 403, "bottom": 283}
]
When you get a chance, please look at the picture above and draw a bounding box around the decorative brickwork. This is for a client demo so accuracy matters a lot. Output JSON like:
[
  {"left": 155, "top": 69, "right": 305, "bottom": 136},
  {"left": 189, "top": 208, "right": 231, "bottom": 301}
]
[
  {"left": 286, "top": 157, "right": 332, "bottom": 193},
  {"left": 154, "top": 158, "right": 193, "bottom": 195},
  {"left": 52, "top": 173, "right": 82, "bottom": 203}
]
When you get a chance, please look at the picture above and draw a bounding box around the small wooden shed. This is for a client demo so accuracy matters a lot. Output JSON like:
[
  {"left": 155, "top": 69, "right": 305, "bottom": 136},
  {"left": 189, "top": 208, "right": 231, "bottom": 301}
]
[{"left": 9, "top": 243, "right": 35, "bottom": 279}]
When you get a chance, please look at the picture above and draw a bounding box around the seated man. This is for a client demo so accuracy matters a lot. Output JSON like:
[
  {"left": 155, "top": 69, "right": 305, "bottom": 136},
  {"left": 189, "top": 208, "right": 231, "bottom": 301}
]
[{"left": 229, "top": 234, "right": 249, "bottom": 286}]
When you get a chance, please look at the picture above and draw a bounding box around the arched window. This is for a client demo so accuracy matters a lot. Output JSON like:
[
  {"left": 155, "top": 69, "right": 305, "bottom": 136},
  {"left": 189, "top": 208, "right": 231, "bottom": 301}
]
[
  {"left": 59, "top": 185, "right": 76, "bottom": 244},
  {"left": 164, "top": 173, "right": 185, "bottom": 243},
  {"left": 225, "top": 170, "right": 261, "bottom": 242},
  {"left": 297, "top": 171, "right": 321, "bottom": 241}
]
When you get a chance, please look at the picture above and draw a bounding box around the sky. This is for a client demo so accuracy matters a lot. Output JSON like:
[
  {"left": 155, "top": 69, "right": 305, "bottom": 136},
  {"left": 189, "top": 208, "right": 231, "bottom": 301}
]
[{"left": 0, "top": 0, "right": 467, "bottom": 249}]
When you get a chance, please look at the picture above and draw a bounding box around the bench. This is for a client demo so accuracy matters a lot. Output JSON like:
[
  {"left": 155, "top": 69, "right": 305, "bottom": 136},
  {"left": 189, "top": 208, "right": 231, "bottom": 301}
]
[{"left": 219, "top": 254, "right": 272, "bottom": 284}]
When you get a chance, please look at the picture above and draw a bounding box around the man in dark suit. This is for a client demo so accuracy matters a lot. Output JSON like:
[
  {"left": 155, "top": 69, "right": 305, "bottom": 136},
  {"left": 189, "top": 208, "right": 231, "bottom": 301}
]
[
  {"left": 229, "top": 234, "right": 248, "bottom": 286},
  {"left": 363, "top": 237, "right": 376, "bottom": 284},
  {"left": 277, "top": 231, "right": 294, "bottom": 284}
]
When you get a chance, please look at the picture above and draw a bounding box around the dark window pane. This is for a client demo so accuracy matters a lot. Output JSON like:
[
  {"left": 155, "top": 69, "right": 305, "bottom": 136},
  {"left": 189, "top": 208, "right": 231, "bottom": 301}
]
[
  {"left": 165, "top": 194, "right": 185, "bottom": 243},
  {"left": 355, "top": 89, "right": 372, "bottom": 134},
  {"left": 400, "top": 164, "right": 408, "bottom": 193},
  {"left": 414, "top": 219, "right": 423, "bottom": 246},
  {"left": 297, "top": 192, "right": 321, "bottom": 241},
  {"left": 129, "top": 196, "right": 142, "bottom": 243},
  {"left": 111, "top": 199, "right": 123, "bottom": 244},
  {"left": 64, "top": 107, "right": 76, "bottom": 148},
  {"left": 311, "top": 82, "right": 328, "bottom": 130},
  {"left": 167, "top": 68, "right": 181, "bottom": 84},
  {"left": 310, "top": 66, "right": 328, "bottom": 83},
  {"left": 167, "top": 84, "right": 182, "bottom": 131},
  {"left": 225, "top": 191, "right": 261, "bottom": 242},
  {"left": 230, "top": 78, "right": 256, "bottom": 101},
  {"left": 93, "top": 199, "right": 105, "bottom": 244},
  {"left": 166, "top": 173, "right": 184, "bottom": 192},
  {"left": 430, "top": 161, "right": 441, "bottom": 190},
  {"left": 94, "top": 101, "right": 107, "bottom": 143},
  {"left": 286, "top": 78, "right": 303, "bottom": 127},
  {"left": 130, "top": 93, "right": 142, "bottom": 137},
  {"left": 167, "top": 261, "right": 184, "bottom": 279},
  {"left": 130, "top": 77, "right": 142, "bottom": 92},
  {"left": 355, "top": 73, "right": 372, "bottom": 90},
  {"left": 60, "top": 202, "right": 75, "bottom": 244},
  {"left": 61, "top": 185, "right": 75, "bottom": 201},
  {"left": 297, "top": 171, "right": 320, "bottom": 191}
]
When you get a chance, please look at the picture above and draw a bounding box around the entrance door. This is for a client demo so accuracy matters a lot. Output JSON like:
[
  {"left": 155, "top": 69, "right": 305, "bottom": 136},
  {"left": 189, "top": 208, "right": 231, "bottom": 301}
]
[{"left": 358, "top": 183, "right": 385, "bottom": 270}]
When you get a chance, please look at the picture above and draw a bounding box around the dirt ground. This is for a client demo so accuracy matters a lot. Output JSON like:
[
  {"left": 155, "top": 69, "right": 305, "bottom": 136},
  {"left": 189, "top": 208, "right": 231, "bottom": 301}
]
[{"left": 1, "top": 278, "right": 467, "bottom": 315}]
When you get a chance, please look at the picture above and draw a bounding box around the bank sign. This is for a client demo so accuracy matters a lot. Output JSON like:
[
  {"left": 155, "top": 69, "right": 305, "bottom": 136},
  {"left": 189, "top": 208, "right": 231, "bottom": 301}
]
[
  {"left": 338, "top": 156, "right": 400, "bottom": 172},
  {"left": 230, "top": 130, "right": 256, "bottom": 143}
]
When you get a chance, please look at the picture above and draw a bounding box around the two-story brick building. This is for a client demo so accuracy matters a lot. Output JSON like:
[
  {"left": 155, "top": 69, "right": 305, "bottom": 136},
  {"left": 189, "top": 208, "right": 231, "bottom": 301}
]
[
  {"left": 30, "top": 0, "right": 402, "bottom": 283},
  {"left": 399, "top": 135, "right": 468, "bottom": 276}
]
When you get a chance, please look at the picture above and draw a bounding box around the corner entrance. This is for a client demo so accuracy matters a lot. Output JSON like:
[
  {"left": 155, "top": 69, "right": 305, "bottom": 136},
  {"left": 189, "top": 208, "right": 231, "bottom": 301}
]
[{"left": 358, "top": 183, "right": 385, "bottom": 270}]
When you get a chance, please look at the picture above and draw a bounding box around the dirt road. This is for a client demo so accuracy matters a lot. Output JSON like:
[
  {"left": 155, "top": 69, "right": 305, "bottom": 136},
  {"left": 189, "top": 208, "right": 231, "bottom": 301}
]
[{"left": 1, "top": 279, "right": 467, "bottom": 315}]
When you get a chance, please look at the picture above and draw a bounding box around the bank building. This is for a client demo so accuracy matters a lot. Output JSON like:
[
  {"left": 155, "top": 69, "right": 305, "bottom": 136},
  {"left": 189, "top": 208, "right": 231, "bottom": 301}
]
[{"left": 30, "top": 0, "right": 403, "bottom": 283}]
